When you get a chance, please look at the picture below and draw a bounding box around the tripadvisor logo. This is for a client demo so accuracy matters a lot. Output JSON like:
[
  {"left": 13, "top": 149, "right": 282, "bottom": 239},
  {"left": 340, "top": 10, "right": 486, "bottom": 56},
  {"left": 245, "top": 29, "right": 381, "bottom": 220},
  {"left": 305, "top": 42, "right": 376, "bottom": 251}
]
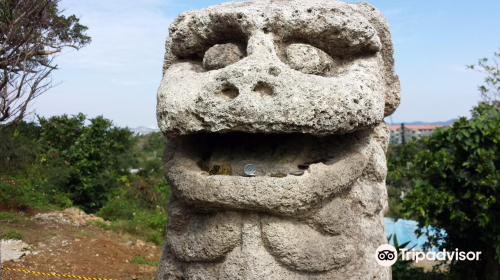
[
  {"left": 375, "top": 244, "right": 482, "bottom": 266},
  {"left": 375, "top": 244, "right": 397, "bottom": 267}
]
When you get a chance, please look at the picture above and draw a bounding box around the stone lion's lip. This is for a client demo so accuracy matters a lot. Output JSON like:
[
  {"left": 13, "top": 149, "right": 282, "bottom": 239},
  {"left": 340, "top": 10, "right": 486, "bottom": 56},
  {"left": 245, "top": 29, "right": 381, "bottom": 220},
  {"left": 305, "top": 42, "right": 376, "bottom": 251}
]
[{"left": 163, "top": 128, "right": 374, "bottom": 215}]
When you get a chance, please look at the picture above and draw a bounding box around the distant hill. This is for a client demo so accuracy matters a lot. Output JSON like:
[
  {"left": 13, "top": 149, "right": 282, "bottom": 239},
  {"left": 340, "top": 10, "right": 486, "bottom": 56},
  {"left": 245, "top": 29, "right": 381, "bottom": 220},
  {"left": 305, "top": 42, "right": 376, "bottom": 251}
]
[
  {"left": 130, "top": 126, "right": 160, "bottom": 135},
  {"left": 384, "top": 119, "right": 457, "bottom": 126}
]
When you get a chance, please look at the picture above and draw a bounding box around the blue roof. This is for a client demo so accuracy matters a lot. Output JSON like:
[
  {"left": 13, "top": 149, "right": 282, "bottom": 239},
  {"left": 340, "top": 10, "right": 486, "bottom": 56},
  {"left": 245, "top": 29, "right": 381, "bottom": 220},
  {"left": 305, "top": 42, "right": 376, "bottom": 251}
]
[{"left": 384, "top": 217, "right": 445, "bottom": 252}]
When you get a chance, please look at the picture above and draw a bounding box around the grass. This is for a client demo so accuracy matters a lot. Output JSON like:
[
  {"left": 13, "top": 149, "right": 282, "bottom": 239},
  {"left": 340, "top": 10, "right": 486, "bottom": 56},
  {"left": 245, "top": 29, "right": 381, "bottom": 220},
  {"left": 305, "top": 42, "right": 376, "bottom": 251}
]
[
  {"left": 37, "top": 230, "right": 57, "bottom": 237},
  {"left": 0, "top": 211, "right": 21, "bottom": 223},
  {"left": 90, "top": 218, "right": 165, "bottom": 246},
  {"left": 72, "top": 229, "right": 94, "bottom": 237},
  {"left": 1, "top": 228, "right": 23, "bottom": 240},
  {"left": 131, "top": 255, "right": 159, "bottom": 266}
]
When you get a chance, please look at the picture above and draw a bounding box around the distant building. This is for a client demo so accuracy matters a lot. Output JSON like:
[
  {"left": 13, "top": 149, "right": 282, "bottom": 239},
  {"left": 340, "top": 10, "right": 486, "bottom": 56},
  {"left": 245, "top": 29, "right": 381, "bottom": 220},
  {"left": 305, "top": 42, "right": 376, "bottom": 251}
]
[
  {"left": 130, "top": 126, "right": 161, "bottom": 135},
  {"left": 388, "top": 125, "right": 450, "bottom": 144}
]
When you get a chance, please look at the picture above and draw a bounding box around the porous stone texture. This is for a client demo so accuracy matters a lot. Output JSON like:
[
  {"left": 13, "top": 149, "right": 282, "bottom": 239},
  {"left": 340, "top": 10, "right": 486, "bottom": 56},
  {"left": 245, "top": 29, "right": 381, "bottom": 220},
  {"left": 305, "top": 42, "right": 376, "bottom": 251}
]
[
  {"left": 285, "top": 43, "right": 335, "bottom": 76},
  {"left": 203, "top": 43, "right": 246, "bottom": 71},
  {"left": 156, "top": 0, "right": 400, "bottom": 279}
]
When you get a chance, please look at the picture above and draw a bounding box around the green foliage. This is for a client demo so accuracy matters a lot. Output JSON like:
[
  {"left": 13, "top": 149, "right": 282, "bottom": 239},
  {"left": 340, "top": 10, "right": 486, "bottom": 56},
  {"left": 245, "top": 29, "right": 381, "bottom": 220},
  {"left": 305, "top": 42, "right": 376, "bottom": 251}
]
[
  {"left": 403, "top": 103, "right": 500, "bottom": 279},
  {"left": 131, "top": 255, "right": 159, "bottom": 266},
  {"left": 390, "top": 234, "right": 447, "bottom": 280},
  {"left": 0, "top": 0, "right": 91, "bottom": 130},
  {"left": 142, "top": 132, "right": 167, "bottom": 155},
  {"left": 38, "top": 113, "right": 135, "bottom": 212},
  {"left": 387, "top": 140, "right": 425, "bottom": 188},
  {"left": 386, "top": 140, "right": 425, "bottom": 219},
  {"left": 0, "top": 122, "right": 43, "bottom": 173},
  {"left": 390, "top": 233, "right": 415, "bottom": 279},
  {"left": 0, "top": 175, "right": 52, "bottom": 209},
  {"left": 1, "top": 229, "right": 23, "bottom": 240},
  {"left": 467, "top": 51, "right": 500, "bottom": 107},
  {"left": 386, "top": 186, "right": 405, "bottom": 219},
  {"left": 53, "top": 192, "right": 73, "bottom": 208},
  {"left": 131, "top": 132, "right": 167, "bottom": 176},
  {"left": 96, "top": 178, "right": 171, "bottom": 245},
  {"left": 91, "top": 214, "right": 166, "bottom": 246},
  {"left": 0, "top": 113, "right": 171, "bottom": 247},
  {"left": 0, "top": 0, "right": 91, "bottom": 51}
]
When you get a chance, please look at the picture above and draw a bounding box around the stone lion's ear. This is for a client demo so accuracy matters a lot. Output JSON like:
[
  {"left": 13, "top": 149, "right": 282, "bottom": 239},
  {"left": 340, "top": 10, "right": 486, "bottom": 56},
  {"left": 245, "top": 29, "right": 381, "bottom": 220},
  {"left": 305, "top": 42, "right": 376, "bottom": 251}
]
[{"left": 349, "top": 2, "right": 401, "bottom": 117}]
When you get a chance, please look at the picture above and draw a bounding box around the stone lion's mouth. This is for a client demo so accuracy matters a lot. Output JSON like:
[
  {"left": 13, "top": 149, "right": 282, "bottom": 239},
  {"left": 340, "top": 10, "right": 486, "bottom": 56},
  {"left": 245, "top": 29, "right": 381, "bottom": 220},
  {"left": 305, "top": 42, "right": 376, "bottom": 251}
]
[{"left": 163, "top": 128, "right": 373, "bottom": 215}]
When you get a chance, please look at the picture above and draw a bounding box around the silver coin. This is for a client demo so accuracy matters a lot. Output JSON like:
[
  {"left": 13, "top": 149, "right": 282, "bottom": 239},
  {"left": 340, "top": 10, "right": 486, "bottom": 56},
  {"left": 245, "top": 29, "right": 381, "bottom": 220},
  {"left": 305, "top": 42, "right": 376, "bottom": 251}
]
[
  {"left": 289, "top": 170, "right": 304, "bottom": 176},
  {"left": 245, "top": 174, "right": 257, "bottom": 177},
  {"left": 323, "top": 156, "right": 335, "bottom": 162},
  {"left": 244, "top": 164, "right": 256, "bottom": 175}
]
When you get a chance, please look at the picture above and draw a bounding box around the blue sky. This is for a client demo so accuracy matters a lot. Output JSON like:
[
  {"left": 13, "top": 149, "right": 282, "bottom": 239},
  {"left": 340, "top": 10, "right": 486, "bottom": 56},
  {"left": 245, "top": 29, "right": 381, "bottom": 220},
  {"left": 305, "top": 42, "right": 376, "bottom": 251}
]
[{"left": 34, "top": 0, "right": 500, "bottom": 128}]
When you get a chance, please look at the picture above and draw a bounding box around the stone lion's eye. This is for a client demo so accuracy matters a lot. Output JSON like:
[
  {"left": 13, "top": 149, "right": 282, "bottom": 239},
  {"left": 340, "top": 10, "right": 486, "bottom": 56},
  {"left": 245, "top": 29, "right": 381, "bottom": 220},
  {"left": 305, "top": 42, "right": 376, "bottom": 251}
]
[
  {"left": 284, "top": 43, "right": 334, "bottom": 76},
  {"left": 203, "top": 43, "right": 246, "bottom": 71}
]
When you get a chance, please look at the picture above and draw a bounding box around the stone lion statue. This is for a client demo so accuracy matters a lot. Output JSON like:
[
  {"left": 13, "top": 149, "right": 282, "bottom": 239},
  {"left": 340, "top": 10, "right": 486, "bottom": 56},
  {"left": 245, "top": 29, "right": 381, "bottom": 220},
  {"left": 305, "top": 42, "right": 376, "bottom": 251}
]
[{"left": 156, "top": 0, "right": 400, "bottom": 279}]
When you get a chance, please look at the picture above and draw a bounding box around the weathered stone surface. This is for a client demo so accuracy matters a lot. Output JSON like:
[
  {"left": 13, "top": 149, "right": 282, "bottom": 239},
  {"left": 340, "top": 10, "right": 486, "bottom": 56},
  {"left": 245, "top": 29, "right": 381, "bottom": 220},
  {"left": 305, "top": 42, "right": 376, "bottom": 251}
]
[
  {"left": 157, "top": 0, "right": 400, "bottom": 139},
  {"left": 285, "top": 43, "right": 335, "bottom": 76},
  {"left": 156, "top": 0, "right": 400, "bottom": 279},
  {"left": 313, "top": 197, "right": 355, "bottom": 236},
  {"left": 166, "top": 199, "right": 242, "bottom": 262},
  {"left": 261, "top": 216, "right": 354, "bottom": 272},
  {"left": 203, "top": 43, "right": 246, "bottom": 71}
]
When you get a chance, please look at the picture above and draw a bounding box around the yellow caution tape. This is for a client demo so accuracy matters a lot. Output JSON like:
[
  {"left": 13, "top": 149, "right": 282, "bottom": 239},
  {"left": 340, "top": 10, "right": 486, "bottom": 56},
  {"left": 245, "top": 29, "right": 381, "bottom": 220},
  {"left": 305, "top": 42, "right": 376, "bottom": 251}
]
[{"left": 1, "top": 267, "right": 121, "bottom": 280}]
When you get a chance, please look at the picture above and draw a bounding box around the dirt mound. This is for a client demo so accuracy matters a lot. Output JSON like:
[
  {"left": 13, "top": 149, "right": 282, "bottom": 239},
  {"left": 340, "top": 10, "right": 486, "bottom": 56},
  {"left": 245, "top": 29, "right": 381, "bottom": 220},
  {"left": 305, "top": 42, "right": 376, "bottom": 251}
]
[
  {"left": 32, "top": 207, "right": 110, "bottom": 227},
  {"left": 0, "top": 201, "right": 44, "bottom": 216},
  {"left": 1, "top": 212, "right": 161, "bottom": 280}
]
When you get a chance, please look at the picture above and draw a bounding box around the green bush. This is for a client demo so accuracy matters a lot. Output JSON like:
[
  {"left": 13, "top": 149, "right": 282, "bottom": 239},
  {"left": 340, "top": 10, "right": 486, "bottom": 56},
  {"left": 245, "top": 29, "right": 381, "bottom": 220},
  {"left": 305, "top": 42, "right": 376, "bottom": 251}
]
[
  {"left": 0, "top": 121, "right": 42, "bottom": 173},
  {"left": 0, "top": 176, "right": 51, "bottom": 208},
  {"left": 53, "top": 192, "right": 73, "bottom": 208},
  {"left": 144, "top": 212, "right": 167, "bottom": 233},
  {"left": 0, "top": 115, "right": 171, "bottom": 247},
  {"left": 38, "top": 113, "right": 135, "bottom": 212},
  {"left": 95, "top": 178, "right": 171, "bottom": 245},
  {"left": 96, "top": 196, "right": 136, "bottom": 221},
  {"left": 403, "top": 103, "right": 500, "bottom": 279}
]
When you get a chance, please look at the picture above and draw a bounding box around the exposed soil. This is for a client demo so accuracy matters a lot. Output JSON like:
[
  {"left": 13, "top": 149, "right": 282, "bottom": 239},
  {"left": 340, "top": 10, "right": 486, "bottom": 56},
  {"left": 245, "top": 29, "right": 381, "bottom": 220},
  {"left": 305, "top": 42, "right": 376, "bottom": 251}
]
[
  {"left": 0, "top": 201, "right": 44, "bottom": 217},
  {"left": 1, "top": 210, "right": 162, "bottom": 280}
]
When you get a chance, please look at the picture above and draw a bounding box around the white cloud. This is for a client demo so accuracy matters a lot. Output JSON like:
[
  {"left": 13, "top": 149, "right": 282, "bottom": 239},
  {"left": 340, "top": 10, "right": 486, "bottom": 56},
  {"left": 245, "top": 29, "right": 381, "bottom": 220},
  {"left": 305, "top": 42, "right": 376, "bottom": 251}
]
[
  {"left": 33, "top": 0, "right": 174, "bottom": 127},
  {"left": 58, "top": 0, "right": 173, "bottom": 74}
]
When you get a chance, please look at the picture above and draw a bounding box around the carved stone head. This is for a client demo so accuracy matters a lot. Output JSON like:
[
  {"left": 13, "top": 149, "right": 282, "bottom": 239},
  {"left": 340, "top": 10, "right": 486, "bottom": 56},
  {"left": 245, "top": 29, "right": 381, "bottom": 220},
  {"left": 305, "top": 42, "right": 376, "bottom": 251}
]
[{"left": 157, "top": 0, "right": 400, "bottom": 279}]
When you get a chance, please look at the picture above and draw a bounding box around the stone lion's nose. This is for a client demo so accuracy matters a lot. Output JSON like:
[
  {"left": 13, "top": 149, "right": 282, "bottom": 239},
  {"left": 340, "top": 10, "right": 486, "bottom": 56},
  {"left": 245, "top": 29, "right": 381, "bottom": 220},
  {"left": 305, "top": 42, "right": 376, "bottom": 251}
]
[{"left": 211, "top": 55, "right": 283, "bottom": 100}]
